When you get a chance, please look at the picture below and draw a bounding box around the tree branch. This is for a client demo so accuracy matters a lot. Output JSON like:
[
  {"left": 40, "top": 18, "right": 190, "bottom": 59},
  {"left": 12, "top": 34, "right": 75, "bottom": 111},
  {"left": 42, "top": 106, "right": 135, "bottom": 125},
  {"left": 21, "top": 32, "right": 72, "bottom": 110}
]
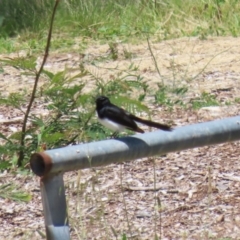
[{"left": 18, "top": 0, "right": 60, "bottom": 166}]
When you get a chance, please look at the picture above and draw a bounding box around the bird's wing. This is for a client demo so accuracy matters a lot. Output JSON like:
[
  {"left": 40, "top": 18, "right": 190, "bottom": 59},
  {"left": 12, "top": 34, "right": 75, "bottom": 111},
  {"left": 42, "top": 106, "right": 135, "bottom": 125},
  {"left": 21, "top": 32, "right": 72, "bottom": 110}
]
[{"left": 102, "top": 105, "right": 144, "bottom": 133}]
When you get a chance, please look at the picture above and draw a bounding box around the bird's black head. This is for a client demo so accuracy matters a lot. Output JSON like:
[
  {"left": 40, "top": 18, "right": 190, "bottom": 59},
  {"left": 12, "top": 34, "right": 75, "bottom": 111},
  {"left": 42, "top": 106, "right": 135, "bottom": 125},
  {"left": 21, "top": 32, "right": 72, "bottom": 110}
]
[{"left": 96, "top": 96, "right": 110, "bottom": 108}]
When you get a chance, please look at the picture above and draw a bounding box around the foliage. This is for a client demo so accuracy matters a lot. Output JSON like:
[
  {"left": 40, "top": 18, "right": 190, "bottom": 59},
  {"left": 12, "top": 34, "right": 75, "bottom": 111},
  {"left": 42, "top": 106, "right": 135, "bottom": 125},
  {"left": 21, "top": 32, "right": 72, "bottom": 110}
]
[
  {"left": 0, "top": 183, "right": 31, "bottom": 202},
  {"left": 191, "top": 92, "right": 219, "bottom": 109},
  {"left": 154, "top": 84, "right": 188, "bottom": 108},
  {"left": 154, "top": 84, "right": 221, "bottom": 110},
  {"left": 0, "top": 53, "right": 151, "bottom": 167}
]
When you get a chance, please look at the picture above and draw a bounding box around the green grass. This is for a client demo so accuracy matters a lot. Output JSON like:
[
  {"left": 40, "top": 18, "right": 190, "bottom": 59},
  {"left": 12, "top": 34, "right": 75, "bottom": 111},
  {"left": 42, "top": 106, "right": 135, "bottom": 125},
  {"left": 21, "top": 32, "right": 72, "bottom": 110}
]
[
  {"left": 0, "top": 0, "right": 240, "bottom": 53},
  {"left": 0, "top": 183, "right": 31, "bottom": 202},
  {"left": 191, "top": 92, "right": 220, "bottom": 109}
]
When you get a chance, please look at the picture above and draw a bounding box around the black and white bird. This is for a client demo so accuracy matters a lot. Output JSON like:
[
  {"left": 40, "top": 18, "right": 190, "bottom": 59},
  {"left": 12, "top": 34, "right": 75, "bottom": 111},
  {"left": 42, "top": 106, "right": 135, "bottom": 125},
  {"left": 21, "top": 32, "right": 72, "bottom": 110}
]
[{"left": 95, "top": 96, "right": 172, "bottom": 136}]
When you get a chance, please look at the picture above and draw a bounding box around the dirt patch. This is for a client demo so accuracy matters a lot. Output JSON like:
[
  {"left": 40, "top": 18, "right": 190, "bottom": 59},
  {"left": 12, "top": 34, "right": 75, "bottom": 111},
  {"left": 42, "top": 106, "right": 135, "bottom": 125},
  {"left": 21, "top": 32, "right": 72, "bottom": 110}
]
[
  {"left": 1, "top": 36, "right": 240, "bottom": 95},
  {"left": 1, "top": 36, "right": 240, "bottom": 239}
]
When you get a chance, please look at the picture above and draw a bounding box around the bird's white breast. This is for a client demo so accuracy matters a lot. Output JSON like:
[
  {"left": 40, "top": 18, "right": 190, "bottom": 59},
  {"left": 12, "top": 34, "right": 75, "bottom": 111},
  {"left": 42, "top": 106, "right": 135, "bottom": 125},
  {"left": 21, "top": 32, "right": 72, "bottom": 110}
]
[{"left": 98, "top": 118, "right": 125, "bottom": 132}]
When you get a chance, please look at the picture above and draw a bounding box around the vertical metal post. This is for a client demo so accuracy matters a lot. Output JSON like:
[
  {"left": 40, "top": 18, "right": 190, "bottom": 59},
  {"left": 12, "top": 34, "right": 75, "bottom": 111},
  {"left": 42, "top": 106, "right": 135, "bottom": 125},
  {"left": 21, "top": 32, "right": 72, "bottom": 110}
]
[{"left": 40, "top": 173, "right": 70, "bottom": 240}]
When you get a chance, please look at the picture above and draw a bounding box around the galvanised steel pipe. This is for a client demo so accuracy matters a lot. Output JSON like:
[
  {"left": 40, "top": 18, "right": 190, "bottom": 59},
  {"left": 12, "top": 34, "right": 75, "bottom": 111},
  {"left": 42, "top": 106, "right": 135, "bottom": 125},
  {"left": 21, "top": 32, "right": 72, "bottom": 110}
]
[
  {"left": 30, "top": 115, "right": 240, "bottom": 177},
  {"left": 40, "top": 174, "right": 69, "bottom": 240}
]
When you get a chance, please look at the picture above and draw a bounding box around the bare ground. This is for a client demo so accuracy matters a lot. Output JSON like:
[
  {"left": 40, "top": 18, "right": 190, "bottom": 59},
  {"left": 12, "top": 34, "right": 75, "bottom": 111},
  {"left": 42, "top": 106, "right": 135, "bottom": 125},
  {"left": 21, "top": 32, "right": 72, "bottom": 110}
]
[{"left": 1, "top": 36, "right": 240, "bottom": 239}]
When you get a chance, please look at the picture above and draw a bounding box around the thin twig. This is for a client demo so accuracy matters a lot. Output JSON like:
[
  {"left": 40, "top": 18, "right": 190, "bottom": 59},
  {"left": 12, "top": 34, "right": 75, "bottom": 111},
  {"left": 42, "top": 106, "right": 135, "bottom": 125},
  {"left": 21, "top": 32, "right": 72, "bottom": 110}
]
[
  {"left": 124, "top": 185, "right": 179, "bottom": 193},
  {"left": 17, "top": 0, "right": 60, "bottom": 166},
  {"left": 147, "top": 37, "right": 164, "bottom": 85},
  {"left": 190, "top": 47, "right": 232, "bottom": 81}
]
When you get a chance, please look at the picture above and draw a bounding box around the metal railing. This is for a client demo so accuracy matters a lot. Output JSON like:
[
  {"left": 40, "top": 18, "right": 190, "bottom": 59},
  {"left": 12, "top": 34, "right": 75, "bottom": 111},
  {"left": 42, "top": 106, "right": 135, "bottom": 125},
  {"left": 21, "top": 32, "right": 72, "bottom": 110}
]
[{"left": 30, "top": 115, "right": 240, "bottom": 240}]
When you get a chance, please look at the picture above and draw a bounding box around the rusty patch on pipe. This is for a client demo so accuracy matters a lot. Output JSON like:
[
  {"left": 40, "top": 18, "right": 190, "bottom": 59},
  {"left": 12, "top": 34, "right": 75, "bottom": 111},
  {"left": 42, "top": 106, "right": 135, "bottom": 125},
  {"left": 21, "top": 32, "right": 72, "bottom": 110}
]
[{"left": 30, "top": 152, "right": 53, "bottom": 177}]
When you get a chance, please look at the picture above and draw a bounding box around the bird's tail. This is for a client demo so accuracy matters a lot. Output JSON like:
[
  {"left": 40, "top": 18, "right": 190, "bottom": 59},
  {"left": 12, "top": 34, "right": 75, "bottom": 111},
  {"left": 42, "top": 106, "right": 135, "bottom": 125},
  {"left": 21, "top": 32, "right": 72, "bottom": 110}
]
[{"left": 131, "top": 115, "right": 172, "bottom": 131}]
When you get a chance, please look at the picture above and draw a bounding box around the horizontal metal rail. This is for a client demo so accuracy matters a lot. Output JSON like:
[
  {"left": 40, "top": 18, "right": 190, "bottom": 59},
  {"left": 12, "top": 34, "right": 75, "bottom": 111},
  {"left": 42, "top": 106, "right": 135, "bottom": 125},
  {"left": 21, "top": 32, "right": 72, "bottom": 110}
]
[
  {"left": 30, "top": 115, "right": 240, "bottom": 240},
  {"left": 31, "top": 115, "right": 240, "bottom": 177}
]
